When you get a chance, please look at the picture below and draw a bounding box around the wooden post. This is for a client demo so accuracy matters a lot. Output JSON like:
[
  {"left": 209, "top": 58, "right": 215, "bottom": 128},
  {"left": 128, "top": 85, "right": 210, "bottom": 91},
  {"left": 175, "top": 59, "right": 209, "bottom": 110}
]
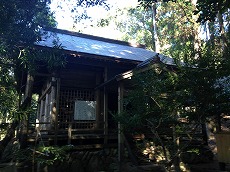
[
  {"left": 35, "top": 102, "right": 41, "bottom": 135},
  {"left": 68, "top": 122, "right": 72, "bottom": 144},
  {"left": 44, "top": 93, "right": 49, "bottom": 131},
  {"left": 118, "top": 81, "right": 124, "bottom": 172},
  {"left": 172, "top": 125, "right": 180, "bottom": 171},
  {"left": 104, "top": 67, "right": 108, "bottom": 145},
  {"left": 50, "top": 76, "right": 58, "bottom": 145},
  {"left": 51, "top": 77, "right": 56, "bottom": 130},
  {"left": 38, "top": 99, "right": 44, "bottom": 132},
  {"left": 54, "top": 78, "right": 60, "bottom": 145},
  {"left": 104, "top": 87, "right": 108, "bottom": 145},
  {"left": 96, "top": 73, "right": 101, "bottom": 129}
]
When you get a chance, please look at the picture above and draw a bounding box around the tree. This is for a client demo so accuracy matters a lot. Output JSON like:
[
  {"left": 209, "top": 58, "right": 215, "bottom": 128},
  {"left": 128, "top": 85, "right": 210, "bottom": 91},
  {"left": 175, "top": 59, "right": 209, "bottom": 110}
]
[
  {"left": 195, "top": 0, "right": 230, "bottom": 56},
  {"left": 117, "top": 54, "right": 230, "bottom": 170},
  {"left": 0, "top": 60, "right": 18, "bottom": 125},
  {"left": 110, "top": 0, "right": 201, "bottom": 61},
  {"left": 136, "top": 0, "right": 230, "bottom": 144},
  {"left": 113, "top": 0, "right": 230, "bottom": 170},
  {"left": 138, "top": 0, "right": 230, "bottom": 56},
  {"left": 0, "top": 0, "right": 56, "bottom": 152},
  {"left": 115, "top": 7, "right": 156, "bottom": 50},
  {"left": 195, "top": 0, "right": 230, "bottom": 23},
  {"left": 50, "top": 0, "right": 110, "bottom": 31}
]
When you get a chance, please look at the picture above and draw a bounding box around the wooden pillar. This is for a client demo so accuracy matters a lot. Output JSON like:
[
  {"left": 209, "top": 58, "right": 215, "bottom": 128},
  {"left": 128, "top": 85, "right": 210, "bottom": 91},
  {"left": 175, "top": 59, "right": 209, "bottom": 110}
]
[
  {"left": 39, "top": 100, "right": 44, "bottom": 126},
  {"left": 118, "top": 81, "right": 124, "bottom": 172},
  {"left": 35, "top": 102, "right": 41, "bottom": 132},
  {"left": 104, "top": 87, "right": 108, "bottom": 145},
  {"left": 51, "top": 77, "right": 57, "bottom": 130},
  {"left": 50, "top": 76, "right": 58, "bottom": 145},
  {"left": 44, "top": 93, "right": 49, "bottom": 130},
  {"left": 104, "top": 67, "right": 108, "bottom": 145},
  {"left": 96, "top": 73, "right": 101, "bottom": 129},
  {"left": 36, "top": 102, "right": 41, "bottom": 120},
  {"left": 68, "top": 123, "right": 72, "bottom": 144},
  {"left": 54, "top": 78, "right": 60, "bottom": 145}
]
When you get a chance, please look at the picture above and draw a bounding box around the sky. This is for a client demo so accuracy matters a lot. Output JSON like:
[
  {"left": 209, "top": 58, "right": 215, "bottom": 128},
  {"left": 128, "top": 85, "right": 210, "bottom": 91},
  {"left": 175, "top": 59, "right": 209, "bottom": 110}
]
[{"left": 50, "top": 0, "right": 138, "bottom": 39}]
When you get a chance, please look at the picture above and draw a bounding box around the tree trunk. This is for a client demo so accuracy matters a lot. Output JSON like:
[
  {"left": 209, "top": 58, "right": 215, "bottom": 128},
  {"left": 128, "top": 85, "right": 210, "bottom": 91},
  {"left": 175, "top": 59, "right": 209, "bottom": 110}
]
[
  {"left": 201, "top": 123, "right": 208, "bottom": 145},
  {"left": 217, "top": 12, "right": 227, "bottom": 55},
  {"left": 190, "top": 0, "right": 202, "bottom": 59},
  {"left": 19, "top": 73, "right": 34, "bottom": 149},
  {"left": 0, "top": 122, "right": 18, "bottom": 158},
  {"left": 151, "top": 3, "right": 160, "bottom": 53}
]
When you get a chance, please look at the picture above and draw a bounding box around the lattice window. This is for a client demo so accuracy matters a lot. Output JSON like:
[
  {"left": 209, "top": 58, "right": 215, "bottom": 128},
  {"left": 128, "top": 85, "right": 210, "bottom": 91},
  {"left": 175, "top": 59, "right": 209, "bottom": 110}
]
[{"left": 59, "top": 89, "right": 95, "bottom": 129}]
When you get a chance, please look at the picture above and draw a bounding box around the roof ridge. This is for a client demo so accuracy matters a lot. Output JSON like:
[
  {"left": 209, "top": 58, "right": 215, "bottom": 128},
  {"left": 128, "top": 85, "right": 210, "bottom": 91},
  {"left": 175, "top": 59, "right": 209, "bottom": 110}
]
[{"left": 44, "top": 27, "right": 146, "bottom": 49}]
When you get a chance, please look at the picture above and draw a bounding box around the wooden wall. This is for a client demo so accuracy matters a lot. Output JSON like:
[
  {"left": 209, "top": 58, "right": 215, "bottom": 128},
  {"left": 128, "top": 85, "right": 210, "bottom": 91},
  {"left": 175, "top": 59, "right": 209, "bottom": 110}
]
[{"left": 36, "top": 55, "right": 139, "bottom": 133}]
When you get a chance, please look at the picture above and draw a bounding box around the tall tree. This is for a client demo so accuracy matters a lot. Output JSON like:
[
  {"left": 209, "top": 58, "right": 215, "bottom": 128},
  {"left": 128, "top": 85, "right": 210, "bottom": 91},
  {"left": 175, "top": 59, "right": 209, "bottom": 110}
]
[
  {"left": 108, "top": 0, "right": 201, "bottom": 61},
  {"left": 113, "top": 0, "right": 230, "bottom": 169},
  {"left": 0, "top": 0, "right": 56, "bottom": 154},
  {"left": 195, "top": 0, "right": 230, "bottom": 55}
]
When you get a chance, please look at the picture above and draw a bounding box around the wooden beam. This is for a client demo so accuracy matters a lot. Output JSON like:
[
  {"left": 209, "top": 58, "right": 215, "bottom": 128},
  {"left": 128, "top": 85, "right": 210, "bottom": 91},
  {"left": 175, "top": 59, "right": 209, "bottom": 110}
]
[
  {"left": 115, "top": 70, "right": 133, "bottom": 81},
  {"left": 38, "top": 83, "right": 52, "bottom": 102},
  {"left": 34, "top": 73, "right": 54, "bottom": 77}
]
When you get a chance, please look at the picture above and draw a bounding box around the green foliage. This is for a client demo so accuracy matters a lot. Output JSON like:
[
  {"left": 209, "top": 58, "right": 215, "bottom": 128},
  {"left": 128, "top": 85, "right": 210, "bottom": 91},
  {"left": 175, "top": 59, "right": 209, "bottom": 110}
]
[
  {"left": 107, "top": 0, "right": 200, "bottom": 59},
  {"left": 138, "top": 0, "right": 230, "bottom": 23},
  {"left": 195, "top": 0, "right": 230, "bottom": 23},
  {"left": 116, "top": 49, "right": 230, "bottom": 159},
  {"left": 36, "top": 146, "right": 67, "bottom": 165},
  {"left": 10, "top": 145, "right": 73, "bottom": 165},
  {"left": 138, "top": 0, "right": 174, "bottom": 8},
  {"left": 187, "top": 148, "right": 200, "bottom": 155},
  {"left": 76, "top": 0, "right": 109, "bottom": 9},
  {"left": 142, "top": 140, "right": 170, "bottom": 162},
  {"left": 119, "top": 7, "right": 155, "bottom": 50},
  {"left": 0, "top": 0, "right": 56, "bottom": 47},
  {"left": 14, "top": 148, "right": 33, "bottom": 163},
  {"left": 0, "top": 0, "right": 57, "bottom": 95},
  {"left": 157, "top": 0, "right": 199, "bottom": 60},
  {"left": 34, "top": 145, "right": 74, "bottom": 165},
  {"left": 119, "top": 50, "right": 230, "bottom": 131},
  {"left": 20, "top": 47, "right": 67, "bottom": 74},
  {"left": 0, "top": 65, "right": 18, "bottom": 122},
  {"left": 0, "top": 0, "right": 67, "bottom": 125},
  {"left": 117, "top": 63, "right": 182, "bottom": 132}
]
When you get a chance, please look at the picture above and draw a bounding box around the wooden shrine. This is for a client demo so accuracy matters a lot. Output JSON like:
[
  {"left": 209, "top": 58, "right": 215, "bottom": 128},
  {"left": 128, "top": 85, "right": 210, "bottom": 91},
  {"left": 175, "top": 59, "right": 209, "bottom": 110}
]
[{"left": 22, "top": 28, "right": 174, "bottom": 147}]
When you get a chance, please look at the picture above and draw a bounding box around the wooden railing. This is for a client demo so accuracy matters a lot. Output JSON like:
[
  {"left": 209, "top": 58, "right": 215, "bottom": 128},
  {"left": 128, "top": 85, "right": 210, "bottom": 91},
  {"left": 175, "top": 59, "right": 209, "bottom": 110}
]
[
  {"left": 28, "top": 121, "right": 107, "bottom": 145},
  {"left": 29, "top": 121, "right": 104, "bottom": 132},
  {"left": 59, "top": 121, "right": 97, "bottom": 130}
]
